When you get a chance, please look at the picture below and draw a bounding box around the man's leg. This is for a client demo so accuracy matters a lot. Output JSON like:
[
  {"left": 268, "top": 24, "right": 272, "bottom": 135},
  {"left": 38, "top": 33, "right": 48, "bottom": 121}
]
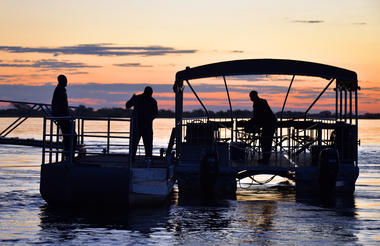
[
  {"left": 261, "top": 125, "right": 276, "bottom": 162},
  {"left": 142, "top": 128, "right": 153, "bottom": 158},
  {"left": 59, "top": 120, "right": 76, "bottom": 161},
  {"left": 58, "top": 120, "right": 69, "bottom": 160},
  {"left": 261, "top": 136, "right": 271, "bottom": 161},
  {"left": 131, "top": 127, "right": 141, "bottom": 162},
  {"left": 72, "top": 131, "right": 77, "bottom": 154}
]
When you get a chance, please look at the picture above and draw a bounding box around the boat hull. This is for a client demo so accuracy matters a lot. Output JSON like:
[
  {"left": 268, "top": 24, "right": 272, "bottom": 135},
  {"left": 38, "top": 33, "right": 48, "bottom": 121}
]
[
  {"left": 40, "top": 162, "right": 174, "bottom": 208},
  {"left": 295, "top": 164, "right": 359, "bottom": 194}
]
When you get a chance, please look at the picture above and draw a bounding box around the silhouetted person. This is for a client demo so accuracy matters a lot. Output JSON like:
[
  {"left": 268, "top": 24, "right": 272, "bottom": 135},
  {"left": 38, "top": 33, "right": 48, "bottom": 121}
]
[
  {"left": 51, "top": 75, "right": 77, "bottom": 160},
  {"left": 249, "top": 90, "right": 277, "bottom": 164},
  {"left": 126, "top": 86, "right": 158, "bottom": 162}
]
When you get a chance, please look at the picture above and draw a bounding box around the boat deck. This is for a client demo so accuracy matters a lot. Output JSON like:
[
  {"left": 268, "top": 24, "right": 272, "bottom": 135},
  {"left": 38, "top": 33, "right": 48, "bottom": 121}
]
[
  {"left": 73, "top": 154, "right": 168, "bottom": 168},
  {"left": 230, "top": 151, "right": 312, "bottom": 169},
  {"left": 178, "top": 148, "right": 315, "bottom": 181},
  {"left": 230, "top": 151, "right": 314, "bottom": 180}
]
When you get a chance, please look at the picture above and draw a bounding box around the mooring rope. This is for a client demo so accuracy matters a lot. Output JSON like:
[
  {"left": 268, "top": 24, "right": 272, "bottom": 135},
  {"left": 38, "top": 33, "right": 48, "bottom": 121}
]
[
  {"left": 250, "top": 175, "right": 276, "bottom": 185},
  {"left": 237, "top": 175, "right": 277, "bottom": 189}
]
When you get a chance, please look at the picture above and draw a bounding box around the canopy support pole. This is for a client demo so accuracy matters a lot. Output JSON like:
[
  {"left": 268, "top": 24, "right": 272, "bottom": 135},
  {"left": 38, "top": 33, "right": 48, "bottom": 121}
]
[
  {"left": 185, "top": 79, "right": 209, "bottom": 118},
  {"left": 344, "top": 89, "right": 348, "bottom": 122},
  {"left": 280, "top": 75, "right": 295, "bottom": 121},
  {"left": 223, "top": 76, "right": 234, "bottom": 141},
  {"left": 349, "top": 90, "right": 352, "bottom": 124},
  {"left": 304, "top": 78, "right": 335, "bottom": 118},
  {"left": 335, "top": 87, "right": 338, "bottom": 121},
  {"left": 340, "top": 89, "right": 343, "bottom": 121},
  {"left": 174, "top": 81, "right": 184, "bottom": 158}
]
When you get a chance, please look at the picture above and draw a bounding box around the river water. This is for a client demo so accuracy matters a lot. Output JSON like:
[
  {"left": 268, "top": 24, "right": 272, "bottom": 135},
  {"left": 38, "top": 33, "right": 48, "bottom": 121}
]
[{"left": 0, "top": 118, "right": 379, "bottom": 245}]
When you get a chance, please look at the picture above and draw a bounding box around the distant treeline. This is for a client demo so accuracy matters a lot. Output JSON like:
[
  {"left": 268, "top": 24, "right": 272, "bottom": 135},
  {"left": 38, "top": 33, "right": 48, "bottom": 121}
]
[{"left": 1, "top": 104, "right": 380, "bottom": 119}]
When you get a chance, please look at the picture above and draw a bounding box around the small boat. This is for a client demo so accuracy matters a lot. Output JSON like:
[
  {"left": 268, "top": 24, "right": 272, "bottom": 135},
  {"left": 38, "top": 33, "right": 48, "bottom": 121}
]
[
  {"left": 40, "top": 117, "right": 175, "bottom": 207},
  {"left": 172, "top": 59, "right": 359, "bottom": 195}
]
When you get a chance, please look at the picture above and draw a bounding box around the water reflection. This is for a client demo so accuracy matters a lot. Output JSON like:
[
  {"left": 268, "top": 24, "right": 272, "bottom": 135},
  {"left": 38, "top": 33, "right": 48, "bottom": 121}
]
[
  {"left": 36, "top": 184, "right": 362, "bottom": 245},
  {"left": 1, "top": 117, "right": 379, "bottom": 244},
  {"left": 296, "top": 188, "right": 355, "bottom": 207},
  {"left": 39, "top": 201, "right": 172, "bottom": 231},
  {"left": 38, "top": 202, "right": 173, "bottom": 244}
]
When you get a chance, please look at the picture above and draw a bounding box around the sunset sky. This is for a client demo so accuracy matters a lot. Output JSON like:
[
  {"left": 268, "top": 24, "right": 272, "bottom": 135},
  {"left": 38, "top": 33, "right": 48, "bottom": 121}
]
[{"left": 0, "top": 0, "right": 379, "bottom": 113}]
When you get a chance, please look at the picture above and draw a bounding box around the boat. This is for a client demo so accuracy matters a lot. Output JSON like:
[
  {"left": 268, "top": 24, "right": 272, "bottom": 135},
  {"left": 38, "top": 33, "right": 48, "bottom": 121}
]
[
  {"left": 40, "top": 58, "right": 359, "bottom": 204},
  {"left": 40, "top": 117, "right": 175, "bottom": 207},
  {"left": 172, "top": 59, "right": 359, "bottom": 195}
]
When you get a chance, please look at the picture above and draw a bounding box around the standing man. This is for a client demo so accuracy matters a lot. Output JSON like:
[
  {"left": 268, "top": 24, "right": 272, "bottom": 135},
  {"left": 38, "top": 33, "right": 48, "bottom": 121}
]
[
  {"left": 249, "top": 90, "right": 277, "bottom": 164},
  {"left": 51, "top": 74, "right": 77, "bottom": 160},
  {"left": 126, "top": 86, "right": 158, "bottom": 162}
]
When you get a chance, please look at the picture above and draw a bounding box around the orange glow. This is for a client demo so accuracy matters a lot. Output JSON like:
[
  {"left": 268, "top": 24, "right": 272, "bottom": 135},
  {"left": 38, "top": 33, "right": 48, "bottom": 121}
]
[
  {"left": 0, "top": 102, "right": 11, "bottom": 107},
  {"left": 69, "top": 98, "right": 107, "bottom": 106},
  {"left": 0, "top": 1, "right": 378, "bottom": 112}
]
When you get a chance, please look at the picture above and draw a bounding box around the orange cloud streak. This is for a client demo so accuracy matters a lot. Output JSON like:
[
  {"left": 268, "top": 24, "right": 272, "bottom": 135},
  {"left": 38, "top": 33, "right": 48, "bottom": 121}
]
[
  {"left": 0, "top": 102, "right": 11, "bottom": 107},
  {"left": 69, "top": 98, "right": 107, "bottom": 106}
]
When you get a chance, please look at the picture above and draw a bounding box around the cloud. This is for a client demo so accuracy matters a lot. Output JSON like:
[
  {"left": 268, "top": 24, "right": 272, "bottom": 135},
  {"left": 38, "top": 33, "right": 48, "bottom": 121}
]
[
  {"left": 69, "top": 98, "right": 107, "bottom": 105},
  {"left": 291, "top": 20, "right": 324, "bottom": 24},
  {"left": 13, "top": 59, "right": 31, "bottom": 62},
  {"left": 293, "top": 90, "right": 336, "bottom": 99},
  {"left": 0, "top": 73, "right": 57, "bottom": 84},
  {"left": 113, "top": 63, "right": 153, "bottom": 68},
  {"left": 352, "top": 22, "right": 366, "bottom": 25},
  {"left": 363, "top": 87, "right": 380, "bottom": 92},
  {"left": 0, "top": 75, "right": 17, "bottom": 81},
  {"left": 0, "top": 44, "right": 197, "bottom": 57},
  {"left": 67, "top": 71, "right": 89, "bottom": 75},
  {"left": 0, "top": 102, "right": 11, "bottom": 106},
  {"left": 0, "top": 59, "right": 100, "bottom": 69},
  {"left": 231, "top": 50, "right": 244, "bottom": 53}
]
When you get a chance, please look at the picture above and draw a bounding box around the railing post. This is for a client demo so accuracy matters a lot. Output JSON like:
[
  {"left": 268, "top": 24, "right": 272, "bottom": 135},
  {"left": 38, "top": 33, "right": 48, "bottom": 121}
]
[
  {"left": 349, "top": 90, "right": 353, "bottom": 124},
  {"left": 288, "top": 127, "right": 292, "bottom": 161},
  {"left": 274, "top": 125, "right": 278, "bottom": 160},
  {"left": 317, "top": 124, "right": 322, "bottom": 149},
  {"left": 280, "top": 125, "right": 283, "bottom": 155},
  {"left": 344, "top": 89, "right": 347, "bottom": 122},
  {"left": 291, "top": 128, "right": 295, "bottom": 161},
  {"left": 355, "top": 89, "right": 359, "bottom": 165},
  {"left": 340, "top": 89, "right": 343, "bottom": 121},
  {"left": 56, "top": 121, "right": 59, "bottom": 162},
  {"left": 335, "top": 87, "right": 338, "bottom": 121},
  {"left": 129, "top": 118, "right": 133, "bottom": 167},
  {"left": 174, "top": 80, "right": 184, "bottom": 159},
  {"left": 49, "top": 118, "right": 53, "bottom": 164},
  {"left": 42, "top": 117, "right": 46, "bottom": 165},
  {"left": 68, "top": 117, "right": 73, "bottom": 164},
  {"left": 77, "top": 116, "right": 80, "bottom": 145},
  {"left": 81, "top": 118, "right": 84, "bottom": 145},
  {"left": 128, "top": 118, "right": 133, "bottom": 194},
  {"left": 107, "top": 118, "right": 110, "bottom": 154}
]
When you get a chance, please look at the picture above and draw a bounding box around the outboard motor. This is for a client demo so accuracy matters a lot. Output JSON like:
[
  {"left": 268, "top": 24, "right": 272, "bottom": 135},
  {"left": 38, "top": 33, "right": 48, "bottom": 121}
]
[
  {"left": 200, "top": 150, "right": 219, "bottom": 198},
  {"left": 319, "top": 148, "right": 339, "bottom": 195}
]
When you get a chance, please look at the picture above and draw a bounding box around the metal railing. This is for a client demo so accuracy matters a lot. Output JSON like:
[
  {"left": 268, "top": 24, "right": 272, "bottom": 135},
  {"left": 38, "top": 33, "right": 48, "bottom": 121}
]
[
  {"left": 181, "top": 116, "right": 357, "bottom": 166},
  {"left": 42, "top": 116, "right": 132, "bottom": 165},
  {"left": 0, "top": 99, "right": 78, "bottom": 138}
]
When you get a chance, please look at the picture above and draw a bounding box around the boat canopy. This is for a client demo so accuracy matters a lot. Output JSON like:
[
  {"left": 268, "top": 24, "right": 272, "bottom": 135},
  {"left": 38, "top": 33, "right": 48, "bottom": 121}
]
[{"left": 174, "top": 59, "right": 358, "bottom": 90}]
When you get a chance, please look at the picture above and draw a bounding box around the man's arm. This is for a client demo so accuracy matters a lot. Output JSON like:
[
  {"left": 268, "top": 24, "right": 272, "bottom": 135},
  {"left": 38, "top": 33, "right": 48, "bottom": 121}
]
[
  {"left": 125, "top": 94, "right": 136, "bottom": 109},
  {"left": 52, "top": 87, "right": 69, "bottom": 116},
  {"left": 152, "top": 99, "right": 158, "bottom": 120}
]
